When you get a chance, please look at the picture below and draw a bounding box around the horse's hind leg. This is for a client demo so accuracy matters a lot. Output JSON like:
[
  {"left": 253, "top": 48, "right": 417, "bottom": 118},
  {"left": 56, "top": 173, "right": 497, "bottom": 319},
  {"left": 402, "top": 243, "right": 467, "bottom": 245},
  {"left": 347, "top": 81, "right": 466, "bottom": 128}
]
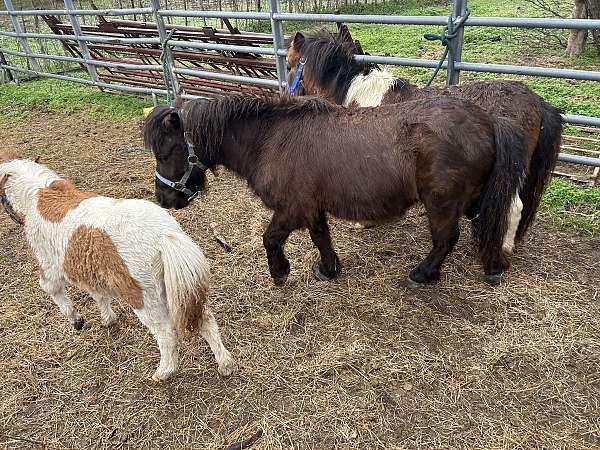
[
  {"left": 407, "top": 203, "right": 461, "bottom": 287},
  {"left": 263, "top": 211, "right": 300, "bottom": 286},
  {"left": 200, "top": 307, "right": 236, "bottom": 377},
  {"left": 308, "top": 211, "right": 341, "bottom": 281},
  {"left": 40, "top": 275, "right": 84, "bottom": 330},
  {"left": 133, "top": 293, "right": 179, "bottom": 382},
  {"left": 90, "top": 291, "right": 117, "bottom": 327}
]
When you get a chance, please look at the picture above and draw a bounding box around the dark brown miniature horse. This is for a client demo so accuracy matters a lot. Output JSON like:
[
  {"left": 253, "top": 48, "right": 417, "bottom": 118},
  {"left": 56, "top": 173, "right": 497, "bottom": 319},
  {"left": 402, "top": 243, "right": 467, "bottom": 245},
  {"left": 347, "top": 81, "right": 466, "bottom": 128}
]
[
  {"left": 144, "top": 94, "right": 527, "bottom": 287},
  {"left": 286, "top": 29, "right": 563, "bottom": 239}
]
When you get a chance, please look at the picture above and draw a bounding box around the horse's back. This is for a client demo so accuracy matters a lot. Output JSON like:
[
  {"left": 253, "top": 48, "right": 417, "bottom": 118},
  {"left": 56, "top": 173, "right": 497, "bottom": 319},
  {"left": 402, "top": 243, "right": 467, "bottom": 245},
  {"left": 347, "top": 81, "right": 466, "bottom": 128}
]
[
  {"left": 51, "top": 196, "right": 183, "bottom": 281},
  {"left": 388, "top": 79, "right": 542, "bottom": 156},
  {"left": 254, "top": 97, "right": 498, "bottom": 222}
]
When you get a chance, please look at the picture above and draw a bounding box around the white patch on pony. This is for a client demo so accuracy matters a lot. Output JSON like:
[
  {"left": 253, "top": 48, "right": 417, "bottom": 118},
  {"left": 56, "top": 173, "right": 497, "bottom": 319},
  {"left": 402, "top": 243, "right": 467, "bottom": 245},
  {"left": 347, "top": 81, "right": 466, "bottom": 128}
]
[
  {"left": 343, "top": 69, "right": 397, "bottom": 107},
  {"left": 502, "top": 189, "right": 523, "bottom": 254},
  {"left": 0, "top": 158, "right": 235, "bottom": 382}
]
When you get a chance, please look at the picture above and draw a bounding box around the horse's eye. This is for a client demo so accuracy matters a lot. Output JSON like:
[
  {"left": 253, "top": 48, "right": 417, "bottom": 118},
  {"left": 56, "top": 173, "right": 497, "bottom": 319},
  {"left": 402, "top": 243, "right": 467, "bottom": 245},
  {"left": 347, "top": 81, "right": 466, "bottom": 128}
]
[{"left": 287, "top": 61, "right": 291, "bottom": 71}]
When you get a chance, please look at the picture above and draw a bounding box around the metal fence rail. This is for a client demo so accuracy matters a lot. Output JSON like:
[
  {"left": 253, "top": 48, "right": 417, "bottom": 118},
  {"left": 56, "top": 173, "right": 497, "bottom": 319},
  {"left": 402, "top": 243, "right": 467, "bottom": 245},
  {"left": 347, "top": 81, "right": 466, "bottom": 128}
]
[
  {"left": 1, "top": 0, "right": 599, "bottom": 168},
  {"left": 0, "top": 8, "right": 153, "bottom": 16}
]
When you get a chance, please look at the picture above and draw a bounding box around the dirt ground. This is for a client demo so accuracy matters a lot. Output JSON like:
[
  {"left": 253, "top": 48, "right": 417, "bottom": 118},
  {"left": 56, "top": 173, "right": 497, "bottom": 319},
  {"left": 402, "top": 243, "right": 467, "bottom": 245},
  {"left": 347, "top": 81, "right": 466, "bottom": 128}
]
[{"left": 0, "top": 111, "right": 599, "bottom": 449}]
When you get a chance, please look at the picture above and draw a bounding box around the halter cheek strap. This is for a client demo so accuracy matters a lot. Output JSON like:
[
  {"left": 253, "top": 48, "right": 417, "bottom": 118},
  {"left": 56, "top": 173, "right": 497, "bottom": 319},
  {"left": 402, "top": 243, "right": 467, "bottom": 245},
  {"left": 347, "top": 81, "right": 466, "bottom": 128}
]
[
  {"left": 1, "top": 193, "right": 24, "bottom": 225},
  {"left": 287, "top": 56, "right": 307, "bottom": 96},
  {"left": 154, "top": 130, "right": 208, "bottom": 202}
]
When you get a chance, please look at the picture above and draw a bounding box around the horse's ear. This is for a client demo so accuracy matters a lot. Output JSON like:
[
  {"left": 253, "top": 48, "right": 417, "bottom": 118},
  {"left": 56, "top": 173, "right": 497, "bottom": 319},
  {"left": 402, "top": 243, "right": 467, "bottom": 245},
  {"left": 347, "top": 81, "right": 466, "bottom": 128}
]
[
  {"left": 173, "top": 95, "right": 185, "bottom": 108},
  {"left": 293, "top": 32, "right": 305, "bottom": 50},
  {"left": 354, "top": 39, "right": 365, "bottom": 55},
  {"left": 162, "top": 111, "right": 181, "bottom": 131},
  {"left": 339, "top": 24, "right": 352, "bottom": 43}
]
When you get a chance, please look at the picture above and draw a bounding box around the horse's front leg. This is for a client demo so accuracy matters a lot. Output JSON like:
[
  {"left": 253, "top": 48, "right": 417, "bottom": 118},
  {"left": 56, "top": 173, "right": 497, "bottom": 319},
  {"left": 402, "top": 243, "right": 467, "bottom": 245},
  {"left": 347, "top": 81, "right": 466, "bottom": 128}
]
[
  {"left": 308, "top": 211, "right": 341, "bottom": 281},
  {"left": 263, "top": 211, "right": 298, "bottom": 286}
]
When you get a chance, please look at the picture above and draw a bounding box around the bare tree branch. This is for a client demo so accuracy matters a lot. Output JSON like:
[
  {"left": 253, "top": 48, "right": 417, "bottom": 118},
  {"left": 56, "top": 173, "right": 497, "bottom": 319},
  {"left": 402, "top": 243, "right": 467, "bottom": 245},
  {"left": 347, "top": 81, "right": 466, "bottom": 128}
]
[{"left": 523, "top": 0, "right": 566, "bottom": 18}]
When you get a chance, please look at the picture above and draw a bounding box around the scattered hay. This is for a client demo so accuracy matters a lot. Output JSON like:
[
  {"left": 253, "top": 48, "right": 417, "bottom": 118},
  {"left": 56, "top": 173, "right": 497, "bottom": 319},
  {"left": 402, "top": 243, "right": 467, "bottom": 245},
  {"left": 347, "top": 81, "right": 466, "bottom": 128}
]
[{"left": 0, "top": 111, "right": 599, "bottom": 449}]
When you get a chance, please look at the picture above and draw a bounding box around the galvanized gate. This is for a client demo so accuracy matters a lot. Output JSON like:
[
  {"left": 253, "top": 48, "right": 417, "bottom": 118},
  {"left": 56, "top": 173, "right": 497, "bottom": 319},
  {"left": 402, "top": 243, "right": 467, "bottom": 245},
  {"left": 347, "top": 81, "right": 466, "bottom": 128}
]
[{"left": 1, "top": 0, "right": 600, "bottom": 168}]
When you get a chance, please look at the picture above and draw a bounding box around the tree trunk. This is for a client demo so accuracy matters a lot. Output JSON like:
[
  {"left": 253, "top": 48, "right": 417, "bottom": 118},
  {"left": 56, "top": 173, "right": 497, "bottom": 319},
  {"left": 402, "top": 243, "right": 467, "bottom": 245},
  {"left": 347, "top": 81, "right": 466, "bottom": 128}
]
[
  {"left": 566, "top": 0, "right": 588, "bottom": 56},
  {"left": 584, "top": 0, "right": 600, "bottom": 55}
]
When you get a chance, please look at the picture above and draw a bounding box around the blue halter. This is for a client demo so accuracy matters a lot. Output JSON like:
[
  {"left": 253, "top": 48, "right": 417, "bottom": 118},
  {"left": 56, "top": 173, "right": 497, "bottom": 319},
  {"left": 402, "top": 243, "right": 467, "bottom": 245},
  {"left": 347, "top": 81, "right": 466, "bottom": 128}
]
[{"left": 287, "top": 56, "right": 307, "bottom": 96}]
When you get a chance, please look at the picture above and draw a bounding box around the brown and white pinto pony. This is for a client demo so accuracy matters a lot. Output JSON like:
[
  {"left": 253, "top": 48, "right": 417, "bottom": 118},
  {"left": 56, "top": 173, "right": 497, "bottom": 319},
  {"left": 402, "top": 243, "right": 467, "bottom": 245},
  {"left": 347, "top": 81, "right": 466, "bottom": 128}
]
[
  {"left": 0, "top": 150, "right": 236, "bottom": 382},
  {"left": 286, "top": 29, "right": 563, "bottom": 239},
  {"left": 144, "top": 94, "right": 527, "bottom": 287}
]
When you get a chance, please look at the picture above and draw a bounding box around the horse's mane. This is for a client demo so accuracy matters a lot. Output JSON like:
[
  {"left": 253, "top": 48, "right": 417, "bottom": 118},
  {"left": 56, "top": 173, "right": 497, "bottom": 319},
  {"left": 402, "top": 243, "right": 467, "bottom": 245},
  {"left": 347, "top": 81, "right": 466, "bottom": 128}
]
[
  {"left": 185, "top": 94, "right": 337, "bottom": 159},
  {"left": 1, "top": 158, "right": 60, "bottom": 186},
  {"left": 299, "top": 29, "right": 370, "bottom": 103},
  {"left": 0, "top": 158, "right": 63, "bottom": 205},
  {"left": 144, "top": 95, "right": 337, "bottom": 160},
  {"left": 298, "top": 29, "right": 414, "bottom": 104},
  {"left": 143, "top": 104, "right": 177, "bottom": 153}
]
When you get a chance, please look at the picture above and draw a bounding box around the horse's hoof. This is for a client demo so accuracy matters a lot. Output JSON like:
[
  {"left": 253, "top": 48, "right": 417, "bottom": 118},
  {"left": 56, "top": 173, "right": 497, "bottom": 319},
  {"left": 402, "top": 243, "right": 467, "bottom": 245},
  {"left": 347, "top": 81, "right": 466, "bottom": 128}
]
[
  {"left": 151, "top": 374, "right": 161, "bottom": 383},
  {"left": 217, "top": 353, "right": 237, "bottom": 377},
  {"left": 101, "top": 314, "right": 118, "bottom": 328},
  {"left": 73, "top": 317, "right": 85, "bottom": 331},
  {"left": 485, "top": 274, "right": 502, "bottom": 286},
  {"left": 313, "top": 265, "right": 333, "bottom": 282},
  {"left": 403, "top": 277, "right": 425, "bottom": 289},
  {"left": 273, "top": 274, "right": 288, "bottom": 286},
  {"left": 152, "top": 370, "right": 175, "bottom": 382}
]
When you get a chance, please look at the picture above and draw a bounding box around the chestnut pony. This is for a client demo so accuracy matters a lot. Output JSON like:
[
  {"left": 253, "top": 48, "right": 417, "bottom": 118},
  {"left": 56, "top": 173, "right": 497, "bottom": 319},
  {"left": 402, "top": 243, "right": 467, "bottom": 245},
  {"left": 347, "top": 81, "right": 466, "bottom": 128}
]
[
  {"left": 144, "top": 94, "right": 527, "bottom": 287},
  {"left": 286, "top": 29, "right": 563, "bottom": 240}
]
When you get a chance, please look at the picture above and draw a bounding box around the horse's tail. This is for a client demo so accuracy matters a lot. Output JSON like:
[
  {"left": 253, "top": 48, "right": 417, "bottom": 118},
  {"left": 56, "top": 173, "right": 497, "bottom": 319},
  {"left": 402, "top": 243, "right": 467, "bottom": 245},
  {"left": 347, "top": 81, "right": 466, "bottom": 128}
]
[
  {"left": 157, "top": 232, "right": 209, "bottom": 335},
  {"left": 516, "top": 100, "right": 563, "bottom": 241},
  {"left": 474, "top": 117, "right": 528, "bottom": 271}
]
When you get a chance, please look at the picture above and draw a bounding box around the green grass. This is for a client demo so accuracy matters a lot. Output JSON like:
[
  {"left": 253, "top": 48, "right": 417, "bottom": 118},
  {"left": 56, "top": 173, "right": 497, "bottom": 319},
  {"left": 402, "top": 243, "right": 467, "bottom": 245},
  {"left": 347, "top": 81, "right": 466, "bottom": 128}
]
[
  {"left": 0, "top": 75, "right": 151, "bottom": 122},
  {"left": 0, "top": 319, "right": 15, "bottom": 330},
  {"left": 541, "top": 179, "right": 600, "bottom": 236}
]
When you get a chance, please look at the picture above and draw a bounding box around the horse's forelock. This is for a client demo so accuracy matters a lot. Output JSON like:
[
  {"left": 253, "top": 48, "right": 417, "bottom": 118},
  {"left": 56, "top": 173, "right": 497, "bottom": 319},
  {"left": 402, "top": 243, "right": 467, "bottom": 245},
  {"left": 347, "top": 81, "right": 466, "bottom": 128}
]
[{"left": 143, "top": 105, "right": 177, "bottom": 152}]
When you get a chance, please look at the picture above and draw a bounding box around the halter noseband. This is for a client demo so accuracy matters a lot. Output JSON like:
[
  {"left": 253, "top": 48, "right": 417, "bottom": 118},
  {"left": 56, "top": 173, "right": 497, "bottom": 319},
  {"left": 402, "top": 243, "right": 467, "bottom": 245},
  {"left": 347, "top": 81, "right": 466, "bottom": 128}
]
[
  {"left": 154, "top": 113, "right": 208, "bottom": 202},
  {"left": 287, "top": 56, "right": 307, "bottom": 96}
]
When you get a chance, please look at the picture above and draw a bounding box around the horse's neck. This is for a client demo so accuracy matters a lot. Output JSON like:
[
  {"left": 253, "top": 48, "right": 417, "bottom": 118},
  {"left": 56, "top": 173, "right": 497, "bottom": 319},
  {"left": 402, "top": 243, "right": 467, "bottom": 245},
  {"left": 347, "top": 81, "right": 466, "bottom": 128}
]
[
  {"left": 384, "top": 78, "right": 418, "bottom": 103},
  {"left": 326, "top": 60, "right": 365, "bottom": 104},
  {"left": 6, "top": 166, "right": 61, "bottom": 219},
  {"left": 217, "top": 122, "right": 263, "bottom": 181},
  {"left": 343, "top": 69, "right": 413, "bottom": 107}
]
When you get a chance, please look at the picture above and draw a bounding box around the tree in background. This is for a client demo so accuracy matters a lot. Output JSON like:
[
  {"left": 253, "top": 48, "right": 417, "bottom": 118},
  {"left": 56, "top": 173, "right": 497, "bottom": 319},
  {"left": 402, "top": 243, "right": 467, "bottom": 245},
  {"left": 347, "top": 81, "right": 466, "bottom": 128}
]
[
  {"left": 566, "top": 0, "right": 588, "bottom": 56},
  {"left": 564, "top": 0, "right": 600, "bottom": 56},
  {"left": 527, "top": 0, "right": 600, "bottom": 57},
  {"left": 582, "top": 0, "right": 600, "bottom": 55}
]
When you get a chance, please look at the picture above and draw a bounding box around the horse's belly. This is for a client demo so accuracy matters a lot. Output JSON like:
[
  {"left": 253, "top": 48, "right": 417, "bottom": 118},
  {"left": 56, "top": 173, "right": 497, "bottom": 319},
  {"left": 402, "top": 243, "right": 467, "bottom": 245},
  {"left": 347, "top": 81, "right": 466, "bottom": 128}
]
[{"left": 325, "top": 185, "right": 418, "bottom": 223}]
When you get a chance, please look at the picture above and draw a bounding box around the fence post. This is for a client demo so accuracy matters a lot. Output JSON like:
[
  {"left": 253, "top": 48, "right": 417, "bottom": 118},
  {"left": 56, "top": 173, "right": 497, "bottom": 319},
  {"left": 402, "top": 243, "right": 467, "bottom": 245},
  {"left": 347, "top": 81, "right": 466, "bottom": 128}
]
[
  {"left": 3, "top": 0, "right": 40, "bottom": 71},
  {"left": 447, "top": 0, "right": 466, "bottom": 85},
  {"left": 151, "top": 0, "right": 180, "bottom": 99},
  {"left": 63, "top": 0, "right": 99, "bottom": 83},
  {"left": 268, "top": 0, "right": 287, "bottom": 93}
]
